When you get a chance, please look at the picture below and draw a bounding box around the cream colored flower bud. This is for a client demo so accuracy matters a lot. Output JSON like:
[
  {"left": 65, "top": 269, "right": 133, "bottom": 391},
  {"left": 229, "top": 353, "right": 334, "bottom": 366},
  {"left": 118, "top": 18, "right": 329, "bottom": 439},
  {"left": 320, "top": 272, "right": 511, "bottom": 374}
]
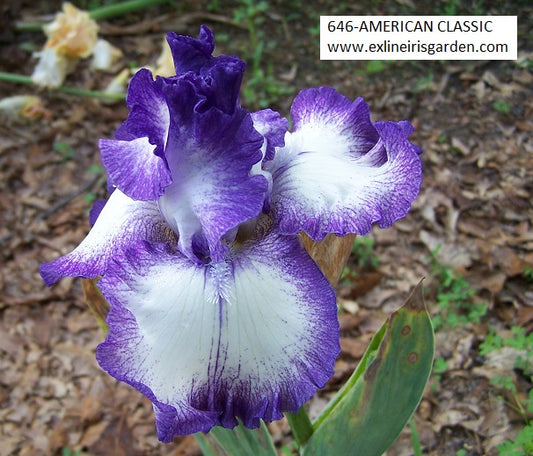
[
  {"left": 31, "top": 47, "right": 74, "bottom": 88},
  {"left": 0, "top": 95, "right": 50, "bottom": 121},
  {"left": 91, "top": 39, "right": 123, "bottom": 71},
  {"left": 44, "top": 2, "right": 98, "bottom": 59},
  {"left": 154, "top": 39, "right": 175, "bottom": 77}
]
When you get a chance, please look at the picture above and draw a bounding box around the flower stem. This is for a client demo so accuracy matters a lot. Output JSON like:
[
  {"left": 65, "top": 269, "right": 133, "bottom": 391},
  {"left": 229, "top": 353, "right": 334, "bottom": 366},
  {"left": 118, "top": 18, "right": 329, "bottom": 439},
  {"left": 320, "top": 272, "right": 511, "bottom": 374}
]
[
  {"left": 410, "top": 418, "right": 423, "bottom": 456},
  {"left": 15, "top": 0, "right": 169, "bottom": 32},
  {"left": 285, "top": 407, "right": 314, "bottom": 448},
  {"left": 0, "top": 71, "right": 125, "bottom": 101},
  {"left": 88, "top": 0, "right": 168, "bottom": 21}
]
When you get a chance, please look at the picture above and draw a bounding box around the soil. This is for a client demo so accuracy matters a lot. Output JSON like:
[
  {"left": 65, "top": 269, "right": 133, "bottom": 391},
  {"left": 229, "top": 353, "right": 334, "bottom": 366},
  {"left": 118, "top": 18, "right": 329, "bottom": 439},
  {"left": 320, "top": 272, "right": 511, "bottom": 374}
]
[{"left": 1, "top": 1, "right": 532, "bottom": 455}]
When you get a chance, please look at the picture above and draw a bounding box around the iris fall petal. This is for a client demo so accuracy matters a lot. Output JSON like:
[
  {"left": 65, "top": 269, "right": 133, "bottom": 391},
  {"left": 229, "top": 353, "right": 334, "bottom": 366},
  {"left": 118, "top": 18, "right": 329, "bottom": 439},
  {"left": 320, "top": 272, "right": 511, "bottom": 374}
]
[
  {"left": 40, "top": 189, "right": 174, "bottom": 285},
  {"left": 96, "top": 229, "right": 339, "bottom": 440}
]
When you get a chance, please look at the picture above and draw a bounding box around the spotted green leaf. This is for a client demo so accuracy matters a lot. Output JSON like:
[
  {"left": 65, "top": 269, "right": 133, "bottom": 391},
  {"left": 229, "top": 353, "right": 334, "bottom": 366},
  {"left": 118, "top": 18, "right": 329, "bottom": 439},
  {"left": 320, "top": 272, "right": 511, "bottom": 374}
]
[{"left": 303, "top": 281, "right": 434, "bottom": 456}]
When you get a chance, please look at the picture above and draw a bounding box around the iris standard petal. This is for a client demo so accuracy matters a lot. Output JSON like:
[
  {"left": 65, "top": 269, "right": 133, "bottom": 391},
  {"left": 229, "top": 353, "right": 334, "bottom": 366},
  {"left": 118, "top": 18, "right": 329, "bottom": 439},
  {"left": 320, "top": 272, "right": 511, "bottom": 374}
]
[
  {"left": 40, "top": 189, "right": 174, "bottom": 286},
  {"left": 248, "top": 109, "right": 288, "bottom": 213},
  {"left": 166, "top": 25, "right": 215, "bottom": 74},
  {"left": 290, "top": 87, "right": 379, "bottom": 157},
  {"left": 158, "top": 78, "right": 268, "bottom": 262},
  {"left": 268, "top": 87, "right": 422, "bottom": 239},
  {"left": 166, "top": 26, "right": 245, "bottom": 114},
  {"left": 114, "top": 69, "right": 170, "bottom": 156},
  {"left": 251, "top": 109, "right": 289, "bottom": 162},
  {"left": 99, "top": 136, "right": 171, "bottom": 201},
  {"left": 95, "top": 230, "right": 339, "bottom": 441}
]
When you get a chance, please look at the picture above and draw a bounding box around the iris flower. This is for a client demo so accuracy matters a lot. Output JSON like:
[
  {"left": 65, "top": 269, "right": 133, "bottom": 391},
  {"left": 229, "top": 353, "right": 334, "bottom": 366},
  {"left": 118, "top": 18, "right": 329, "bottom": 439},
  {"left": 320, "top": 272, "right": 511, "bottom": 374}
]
[
  {"left": 32, "top": 3, "right": 99, "bottom": 88},
  {"left": 32, "top": 3, "right": 121, "bottom": 87},
  {"left": 41, "top": 26, "right": 422, "bottom": 442}
]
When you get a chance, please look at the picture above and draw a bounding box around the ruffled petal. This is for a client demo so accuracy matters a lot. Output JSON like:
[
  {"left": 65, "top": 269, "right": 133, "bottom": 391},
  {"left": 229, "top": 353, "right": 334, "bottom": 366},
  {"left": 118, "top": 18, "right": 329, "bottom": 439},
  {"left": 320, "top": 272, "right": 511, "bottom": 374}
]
[
  {"left": 290, "top": 87, "right": 379, "bottom": 157},
  {"left": 95, "top": 229, "right": 339, "bottom": 441},
  {"left": 166, "top": 27, "right": 245, "bottom": 114},
  {"left": 40, "top": 189, "right": 174, "bottom": 285},
  {"left": 268, "top": 87, "right": 422, "bottom": 239},
  {"left": 158, "top": 78, "right": 267, "bottom": 262},
  {"left": 194, "top": 55, "right": 245, "bottom": 114},
  {"left": 114, "top": 69, "right": 170, "bottom": 156},
  {"left": 248, "top": 109, "right": 288, "bottom": 213},
  {"left": 251, "top": 109, "right": 288, "bottom": 162},
  {"left": 395, "top": 120, "right": 423, "bottom": 155},
  {"left": 166, "top": 25, "right": 215, "bottom": 74},
  {"left": 88, "top": 199, "right": 106, "bottom": 226},
  {"left": 99, "top": 137, "right": 171, "bottom": 201}
]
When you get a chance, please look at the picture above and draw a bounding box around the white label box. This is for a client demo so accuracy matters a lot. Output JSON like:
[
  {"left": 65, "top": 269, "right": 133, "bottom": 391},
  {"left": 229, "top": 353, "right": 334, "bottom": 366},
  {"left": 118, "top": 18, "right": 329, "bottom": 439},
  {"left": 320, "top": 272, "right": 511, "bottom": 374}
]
[{"left": 320, "top": 16, "right": 517, "bottom": 60}]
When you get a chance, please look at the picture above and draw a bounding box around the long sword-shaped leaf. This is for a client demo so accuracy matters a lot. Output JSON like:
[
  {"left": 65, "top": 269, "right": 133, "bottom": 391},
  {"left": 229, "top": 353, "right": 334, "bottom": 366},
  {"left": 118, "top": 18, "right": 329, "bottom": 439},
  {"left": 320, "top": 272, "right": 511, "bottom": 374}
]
[
  {"left": 303, "top": 281, "right": 434, "bottom": 456},
  {"left": 194, "top": 420, "right": 277, "bottom": 456}
]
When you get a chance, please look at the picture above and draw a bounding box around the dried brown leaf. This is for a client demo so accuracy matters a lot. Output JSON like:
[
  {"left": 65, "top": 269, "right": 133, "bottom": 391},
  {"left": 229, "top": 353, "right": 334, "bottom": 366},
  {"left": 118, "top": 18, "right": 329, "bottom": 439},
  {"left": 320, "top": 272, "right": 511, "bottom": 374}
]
[{"left": 300, "top": 233, "right": 356, "bottom": 286}]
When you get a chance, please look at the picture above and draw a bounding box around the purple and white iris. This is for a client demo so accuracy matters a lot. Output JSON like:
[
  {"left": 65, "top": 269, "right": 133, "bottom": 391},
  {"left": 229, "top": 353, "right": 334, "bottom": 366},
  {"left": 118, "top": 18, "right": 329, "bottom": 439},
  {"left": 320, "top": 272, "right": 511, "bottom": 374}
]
[{"left": 41, "top": 26, "right": 422, "bottom": 442}]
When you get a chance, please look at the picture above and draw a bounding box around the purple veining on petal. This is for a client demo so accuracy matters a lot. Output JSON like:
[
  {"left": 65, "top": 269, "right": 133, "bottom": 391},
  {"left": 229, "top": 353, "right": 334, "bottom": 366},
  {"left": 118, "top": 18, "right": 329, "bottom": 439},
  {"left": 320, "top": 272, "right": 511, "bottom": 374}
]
[
  {"left": 40, "top": 189, "right": 175, "bottom": 286},
  {"left": 166, "top": 25, "right": 215, "bottom": 74},
  {"left": 268, "top": 86, "right": 422, "bottom": 240},
  {"left": 193, "top": 55, "right": 246, "bottom": 114},
  {"left": 89, "top": 199, "right": 106, "bottom": 227},
  {"left": 249, "top": 109, "right": 288, "bottom": 213},
  {"left": 291, "top": 87, "right": 379, "bottom": 157},
  {"left": 368, "top": 120, "right": 423, "bottom": 227},
  {"left": 395, "top": 120, "right": 423, "bottom": 155},
  {"left": 157, "top": 76, "right": 267, "bottom": 262},
  {"left": 114, "top": 69, "right": 170, "bottom": 158},
  {"left": 166, "top": 26, "right": 245, "bottom": 115},
  {"left": 251, "top": 109, "right": 289, "bottom": 161},
  {"left": 95, "top": 228, "right": 339, "bottom": 440},
  {"left": 102, "top": 69, "right": 172, "bottom": 200},
  {"left": 99, "top": 137, "right": 171, "bottom": 201}
]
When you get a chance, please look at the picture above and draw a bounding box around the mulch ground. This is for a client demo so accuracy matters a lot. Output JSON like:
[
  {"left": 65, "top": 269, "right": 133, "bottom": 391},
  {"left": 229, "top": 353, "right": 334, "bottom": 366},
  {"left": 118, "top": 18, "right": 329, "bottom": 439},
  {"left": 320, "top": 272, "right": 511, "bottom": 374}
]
[{"left": 1, "top": 1, "right": 532, "bottom": 455}]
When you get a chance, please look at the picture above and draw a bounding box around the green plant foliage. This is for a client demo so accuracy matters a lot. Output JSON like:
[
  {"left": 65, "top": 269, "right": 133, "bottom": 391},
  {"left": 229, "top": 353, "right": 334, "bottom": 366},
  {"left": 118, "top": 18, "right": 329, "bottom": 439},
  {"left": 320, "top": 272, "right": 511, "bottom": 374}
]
[
  {"left": 340, "top": 265, "right": 355, "bottom": 281},
  {"left": 351, "top": 236, "right": 380, "bottom": 268},
  {"left": 53, "top": 141, "right": 75, "bottom": 160},
  {"left": 430, "top": 356, "right": 449, "bottom": 392},
  {"left": 410, "top": 418, "right": 423, "bottom": 456},
  {"left": 79, "top": 0, "right": 124, "bottom": 9},
  {"left": 492, "top": 375, "right": 518, "bottom": 393},
  {"left": 428, "top": 246, "right": 487, "bottom": 330},
  {"left": 498, "top": 422, "right": 533, "bottom": 455},
  {"left": 206, "top": 0, "right": 220, "bottom": 12},
  {"left": 194, "top": 420, "right": 277, "bottom": 456},
  {"left": 340, "top": 237, "right": 379, "bottom": 284},
  {"left": 242, "top": 65, "right": 295, "bottom": 109},
  {"left": 302, "top": 282, "right": 434, "bottom": 456},
  {"left": 61, "top": 448, "right": 81, "bottom": 456},
  {"left": 442, "top": 0, "right": 460, "bottom": 15},
  {"left": 523, "top": 265, "right": 533, "bottom": 282},
  {"left": 493, "top": 100, "right": 511, "bottom": 114},
  {"left": 413, "top": 71, "right": 434, "bottom": 92},
  {"left": 83, "top": 192, "right": 97, "bottom": 203},
  {"left": 232, "top": 0, "right": 294, "bottom": 109},
  {"left": 479, "top": 326, "right": 533, "bottom": 453},
  {"left": 480, "top": 326, "right": 533, "bottom": 376},
  {"left": 87, "top": 163, "right": 105, "bottom": 174},
  {"left": 517, "top": 57, "right": 533, "bottom": 70},
  {"left": 433, "top": 356, "right": 449, "bottom": 374}
]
